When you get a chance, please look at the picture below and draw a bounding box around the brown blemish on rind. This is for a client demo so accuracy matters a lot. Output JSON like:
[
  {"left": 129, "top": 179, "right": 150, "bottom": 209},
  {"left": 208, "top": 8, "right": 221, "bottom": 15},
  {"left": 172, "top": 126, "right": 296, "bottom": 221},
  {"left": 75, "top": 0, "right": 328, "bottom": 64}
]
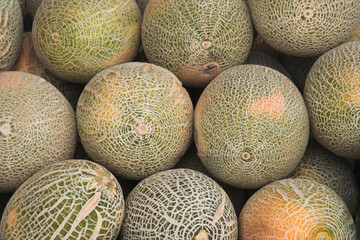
[
  {"left": 51, "top": 33, "right": 61, "bottom": 42},
  {"left": 195, "top": 230, "right": 209, "bottom": 240},
  {"left": 241, "top": 152, "right": 251, "bottom": 161},
  {"left": 304, "top": 9, "right": 314, "bottom": 19},
  {"left": 201, "top": 41, "right": 212, "bottom": 50}
]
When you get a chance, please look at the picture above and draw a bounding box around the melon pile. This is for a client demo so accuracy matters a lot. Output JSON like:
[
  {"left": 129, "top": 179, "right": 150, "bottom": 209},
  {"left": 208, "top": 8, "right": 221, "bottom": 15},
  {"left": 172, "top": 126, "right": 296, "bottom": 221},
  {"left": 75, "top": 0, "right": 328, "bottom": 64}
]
[{"left": 1, "top": 0, "right": 360, "bottom": 239}]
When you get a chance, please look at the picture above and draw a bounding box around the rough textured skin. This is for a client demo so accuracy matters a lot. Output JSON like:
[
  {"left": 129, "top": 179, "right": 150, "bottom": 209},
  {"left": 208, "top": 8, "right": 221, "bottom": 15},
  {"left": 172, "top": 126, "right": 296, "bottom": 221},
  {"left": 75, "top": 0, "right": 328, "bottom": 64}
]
[
  {"left": 121, "top": 168, "right": 238, "bottom": 239},
  {"left": 0, "top": 0, "right": 23, "bottom": 72},
  {"left": 288, "top": 140, "right": 359, "bottom": 215},
  {"left": 248, "top": 0, "right": 360, "bottom": 57},
  {"left": 239, "top": 178, "right": 356, "bottom": 239},
  {"left": 12, "top": 32, "right": 85, "bottom": 110},
  {"left": 25, "top": 0, "right": 41, "bottom": 18},
  {"left": 0, "top": 72, "right": 77, "bottom": 192},
  {"left": 0, "top": 160, "right": 125, "bottom": 240},
  {"left": 194, "top": 65, "right": 309, "bottom": 189},
  {"left": 142, "top": 0, "right": 253, "bottom": 88},
  {"left": 346, "top": 21, "right": 360, "bottom": 43},
  {"left": 77, "top": 62, "right": 193, "bottom": 180},
  {"left": 304, "top": 42, "right": 360, "bottom": 159},
  {"left": 32, "top": 0, "right": 141, "bottom": 83}
]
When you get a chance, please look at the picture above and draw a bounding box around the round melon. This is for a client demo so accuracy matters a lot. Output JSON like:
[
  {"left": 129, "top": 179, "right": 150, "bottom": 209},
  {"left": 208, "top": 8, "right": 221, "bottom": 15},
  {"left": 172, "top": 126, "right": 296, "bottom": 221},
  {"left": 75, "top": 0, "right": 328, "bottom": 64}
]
[
  {"left": 304, "top": 42, "right": 360, "bottom": 159},
  {"left": 76, "top": 62, "right": 193, "bottom": 180},
  {"left": 0, "top": 159, "right": 125, "bottom": 239},
  {"left": 0, "top": 0, "right": 23, "bottom": 72},
  {"left": 12, "top": 32, "right": 85, "bottom": 110},
  {"left": 32, "top": 0, "right": 141, "bottom": 83},
  {"left": 288, "top": 140, "right": 359, "bottom": 215},
  {"left": 194, "top": 64, "right": 309, "bottom": 189},
  {"left": 239, "top": 178, "right": 356, "bottom": 239},
  {"left": 248, "top": 0, "right": 360, "bottom": 57},
  {"left": 142, "top": 0, "right": 253, "bottom": 88},
  {"left": 121, "top": 168, "right": 238, "bottom": 239},
  {"left": 0, "top": 71, "right": 77, "bottom": 192}
]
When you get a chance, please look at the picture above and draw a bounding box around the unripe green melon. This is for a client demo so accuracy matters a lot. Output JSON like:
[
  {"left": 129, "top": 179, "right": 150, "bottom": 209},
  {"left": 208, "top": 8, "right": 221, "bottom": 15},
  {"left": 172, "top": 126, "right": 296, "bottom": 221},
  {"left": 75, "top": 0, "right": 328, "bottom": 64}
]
[
  {"left": 194, "top": 65, "right": 309, "bottom": 189},
  {"left": 0, "top": 71, "right": 77, "bottom": 192},
  {"left": 304, "top": 42, "right": 360, "bottom": 159},
  {"left": 0, "top": 0, "right": 23, "bottom": 72},
  {"left": 0, "top": 160, "right": 125, "bottom": 239},
  {"left": 248, "top": 0, "right": 360, "bottom": 57},
  {"left": 239, "top": 178, "right": 356, "bottom": 239},
  {"left": 77, "top": 62, "right": 193, "bottom": 180},
  {"left": 288, "top": 140, "right": 359, "bottom": 215},
  {"left": 32, "top": 0, "right": 141, "bottom": 83},
  {"left": 121, "top": 168, "right": 238, "bottom": 239},
  {"left": 142, "top": 0, "right": 253, "bottom": 88}
]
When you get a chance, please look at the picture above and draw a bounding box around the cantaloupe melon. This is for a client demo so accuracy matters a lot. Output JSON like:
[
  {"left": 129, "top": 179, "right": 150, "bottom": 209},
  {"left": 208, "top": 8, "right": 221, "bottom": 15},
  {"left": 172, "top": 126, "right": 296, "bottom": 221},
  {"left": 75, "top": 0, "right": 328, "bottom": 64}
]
[
  {"left": 142, "top": 0, "right": 253, "bottom": 87},
  {"left": 0, "top": 0, "right": 23, "bottom": 72},
  {"left": 304, "top": 42, "right": 360, "bottom": 159},
  {"left": 239, "top": 178, "right": 356, "bottom": 239},
  {"left": 288, "top": 140, "right": 359, "bottom": 215},
  {"left": 121, "top": 168, "right": 238, "bottom": 239},
  {"left": 76, "top": 62, "right": 193, "bottom": 180},
  {"left": 32, "top": 0, "right": 141, "bottom": 83},
  {"left": 0, "top": 159, "right": 125, "bottom": 239},
  {"left": 194, "top": 64, "right": 309, "bottom": 189},
  {"left": 0, "top": 71, "right": 77, "bottom": 192},
  {"left": 248, "top": 0, "right": 360, "bottom": 57}
]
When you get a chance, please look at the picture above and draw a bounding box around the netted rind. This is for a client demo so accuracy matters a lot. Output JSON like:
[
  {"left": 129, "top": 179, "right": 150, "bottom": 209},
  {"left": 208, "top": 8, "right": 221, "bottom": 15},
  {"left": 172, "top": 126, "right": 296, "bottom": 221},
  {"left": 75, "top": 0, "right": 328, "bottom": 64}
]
[
  {"left": 0, "top": 0, "right": 23, "bottom": 72},
  {"left": 76, "top": 62, "right": 193, "bottom": 180},
  {"left": 0, "top": 71, "right": 77, "bottom": 192},
  {"left": 288, "top": 140, "right": 359, "bottom": 215},
  {"left": 239, "top": 178, "right": 356, "bottom": 239},
  {"left": 248, "top": 0, "right": 360, "bottom": 57},
  {"left": 142, "top": 0, "right": 253, "bottom": 88},
  {"left": 0, "top": 160, "right": 125, "bottom": 240},
  {"left": 121, "top": 168, "right": 238, "bottom": 239},
  {"left": 32, "top": 0, "right": 141, "bottom": 83},
  {"left": 304, "top": 42, "right": 360, "bottom": 159},
  {"left": 194, "top": 65, "right": 309, "bottom": 189}
]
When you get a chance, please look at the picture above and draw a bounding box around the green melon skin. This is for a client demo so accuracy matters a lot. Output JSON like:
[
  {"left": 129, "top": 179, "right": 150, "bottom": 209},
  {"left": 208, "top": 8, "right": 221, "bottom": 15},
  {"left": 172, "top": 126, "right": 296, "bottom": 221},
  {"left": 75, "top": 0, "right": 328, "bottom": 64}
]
[
  {"left": 32, "top": 0, "right": 141, "bottom": 83},
  {"left": 194, "top": 65, "right": 309, "bottom": 189},
  {"left": 0, "top": 0, "right": 23, "bottom": 72},
  {"left": 304, "top": 42, "right": 360, "bottom": 159},
  {"left": 288, "top": 140, "right": 359, "bottom": 215},
  {"left": 0, "top": 71, "right": 77, "bottom": 192},
  {"left": 239, "top": 178, "right": 356, "bottom": 239},
  {"left": 0, "top": 160, "right": 125, "bottom": 240},
  {"left": 248, "top": 0, "right": 360, "bottom": 57},
  {"left": 76, "top": 62, "right": 193, "bottom": 181},
  {"left": 121, "top": 168, "right": 238, "bottom": 239},
  {"left": 142, "top": 0, "right": 253, "bottom": 88}
]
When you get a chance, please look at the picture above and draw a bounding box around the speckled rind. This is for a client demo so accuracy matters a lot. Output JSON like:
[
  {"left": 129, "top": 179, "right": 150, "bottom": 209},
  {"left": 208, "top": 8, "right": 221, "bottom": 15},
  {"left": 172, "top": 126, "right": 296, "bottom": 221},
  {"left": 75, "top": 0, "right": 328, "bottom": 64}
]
[{"left": 121, "top": 168, "right": 238, "bottom": 239}]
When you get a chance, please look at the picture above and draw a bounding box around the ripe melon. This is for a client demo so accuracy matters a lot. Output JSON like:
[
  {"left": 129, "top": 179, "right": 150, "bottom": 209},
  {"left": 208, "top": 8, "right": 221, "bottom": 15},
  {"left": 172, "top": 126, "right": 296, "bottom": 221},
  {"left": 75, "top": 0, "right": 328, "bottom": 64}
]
[
  {"left": 239, "top": 178, "right": 356, "bottom": 239},
  {"left": 32, "top": 0, "right": 141, "bottom": 83},
  {"left": 142, "top": 0, "right": 253, "bottom": 88},
  {"left": 0, "top": 159, "right": 125, "bottom": 239},
  {"left": 121, "top": 168, "right": 238, "bottom": 239},
  {"left": 304, "top": 42, "right": 360, "bottom": 159},
  {"left": 0, "top": 71, "right": 77, "bottom": 192},
  {"left": 288, "top": 140, "right": 359, "bottom": 215},
  {"left": 0, "top": 0, "right": 23, "bottom": 72},
  {"left": 194, "top": 64, "right": 309, "bottom": 189},
  {"left": 248, "top": 0, "right": 360, "bottom": 57},
  {"left": 12, "top": 32, "right": 85, "bottom": 110},
  {"left": 76, "top": 62, "right": 193, "bottom": 180}
]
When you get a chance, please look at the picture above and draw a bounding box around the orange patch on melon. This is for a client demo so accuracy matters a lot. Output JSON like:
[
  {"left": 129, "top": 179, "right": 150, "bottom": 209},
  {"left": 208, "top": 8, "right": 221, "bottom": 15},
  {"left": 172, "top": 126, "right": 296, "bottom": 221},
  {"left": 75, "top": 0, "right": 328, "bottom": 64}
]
[
  {"left": 249, "top": 90, "right": 285, "bottom": 118},
  {"left": 343, "top": 89, "right": 360, "bottom": 107},
  {"left": 7, "top": 207, "right": 17, "bottom": 231}
]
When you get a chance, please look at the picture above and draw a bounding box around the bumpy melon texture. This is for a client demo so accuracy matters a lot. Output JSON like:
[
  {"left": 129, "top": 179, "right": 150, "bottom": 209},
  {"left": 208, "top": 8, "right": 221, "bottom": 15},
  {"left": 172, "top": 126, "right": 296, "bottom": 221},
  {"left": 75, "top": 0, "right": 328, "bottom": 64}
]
[
  {"left": 32, "top": 0, "right": 141, "bottom": 83},
  {"left": 195, "top": 65, "right": 309, "bottom": 189},
  {"left": 239, "top": 178, "right": 356, "bottom": 239},
  {"left": 0, "top": 72, "right": 77, "bottom": 192},
  {"left": 77, "top": 62, "right": 193, "bottom": 180},
  {"left": 248, "top": 0, "right": 360, "bottom": 57},
  {"left": 142, "top": 0, "right": 253, "bottom": 87},
  {"left": 121, "top": 168, "right": 238, "bottom": 239},
  {"left": 0, "top": 160, "right": 125, "bottom": 240},
  {"left": 0, "top": 0, "right": 23, "bottom": 72},
  {"left": 304, "top": 42, "right": 360, "bottom": 159}
]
